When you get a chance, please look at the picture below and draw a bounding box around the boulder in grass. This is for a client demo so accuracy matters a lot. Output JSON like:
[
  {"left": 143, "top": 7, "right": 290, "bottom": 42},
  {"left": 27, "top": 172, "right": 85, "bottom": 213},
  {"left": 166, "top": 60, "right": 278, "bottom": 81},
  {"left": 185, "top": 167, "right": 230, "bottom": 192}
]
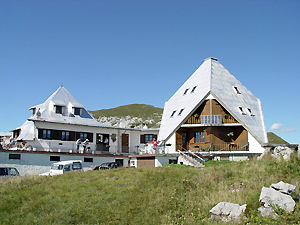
[
  {"left": 259, "top": 187, "right": 295, "bottom": 212},
  {"left": 210, "top": 202, "right": 247, "bottom": 222}
]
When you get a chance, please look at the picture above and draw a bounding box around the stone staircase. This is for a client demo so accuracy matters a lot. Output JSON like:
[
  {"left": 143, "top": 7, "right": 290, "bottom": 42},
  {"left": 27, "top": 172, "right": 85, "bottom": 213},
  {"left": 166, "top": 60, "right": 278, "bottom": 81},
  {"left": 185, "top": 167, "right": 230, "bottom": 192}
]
[{"left": 178, "top": 151, "right": 205, "bottom": 167}]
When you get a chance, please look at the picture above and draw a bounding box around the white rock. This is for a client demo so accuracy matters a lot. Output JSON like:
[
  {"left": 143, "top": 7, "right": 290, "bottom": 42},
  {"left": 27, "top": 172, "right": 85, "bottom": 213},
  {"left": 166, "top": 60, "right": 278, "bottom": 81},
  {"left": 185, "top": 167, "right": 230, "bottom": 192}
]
[
  {"left": 273, "top": 146, "right": 293, "bottom": 160},
  {"left": 259, "top": 187, "right": 295, "bottom": 212},
  {"left": 270, "top": 181, "right": 296, "bottom": 195},
  {"left": 210, "top": 202, "right": 247, "bottom": 221}
]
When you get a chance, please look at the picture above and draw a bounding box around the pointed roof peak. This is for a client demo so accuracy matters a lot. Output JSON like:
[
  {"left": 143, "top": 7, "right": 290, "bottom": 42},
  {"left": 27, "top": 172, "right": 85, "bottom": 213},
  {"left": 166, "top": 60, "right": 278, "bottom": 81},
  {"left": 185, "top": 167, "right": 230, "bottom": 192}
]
[{"left": 205, "top": 57, "right": 218, "bottom": 62}]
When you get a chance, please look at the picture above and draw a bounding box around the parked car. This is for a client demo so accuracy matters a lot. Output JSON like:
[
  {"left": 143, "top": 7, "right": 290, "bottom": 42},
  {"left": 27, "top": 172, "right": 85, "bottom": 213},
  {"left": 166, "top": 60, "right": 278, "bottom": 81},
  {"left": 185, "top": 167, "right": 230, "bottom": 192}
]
[
  {"left": 0, "top": 167, "right": 20, "bottom": 177},
  {"left": 39, "top": 160, "right": 83, "bottom": 176},
  {"left": 93, "top": 162, "right": 119, "bottom": 170}
]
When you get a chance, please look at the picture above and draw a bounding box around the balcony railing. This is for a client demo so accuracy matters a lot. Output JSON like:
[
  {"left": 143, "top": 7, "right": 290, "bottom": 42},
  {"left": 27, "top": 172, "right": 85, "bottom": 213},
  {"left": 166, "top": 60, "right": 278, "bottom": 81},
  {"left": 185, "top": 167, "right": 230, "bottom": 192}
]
[
  {"left": 188, "top": 142, "right": 249, "bottom": 151},
  {"left": 185, "top": 114, "right": 237, "bottom": 124}
]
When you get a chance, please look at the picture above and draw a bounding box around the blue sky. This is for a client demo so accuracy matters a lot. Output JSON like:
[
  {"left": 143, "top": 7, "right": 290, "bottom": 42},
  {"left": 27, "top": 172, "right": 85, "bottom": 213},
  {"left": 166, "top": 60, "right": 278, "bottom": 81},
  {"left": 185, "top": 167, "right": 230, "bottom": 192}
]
[{"left": 0, "top": 0, "right": 299, "bottom": 144}]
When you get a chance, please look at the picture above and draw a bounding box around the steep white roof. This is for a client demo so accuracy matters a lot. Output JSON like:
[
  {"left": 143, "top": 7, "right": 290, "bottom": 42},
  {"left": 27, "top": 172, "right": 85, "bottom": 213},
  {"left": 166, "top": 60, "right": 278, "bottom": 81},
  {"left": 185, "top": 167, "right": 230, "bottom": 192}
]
[
  {"left": 16, "top": 121, "right": 35, "bottom": 140},
  {"left": 158, "top": 57, "right": 268, "bottom": 144},
  {"left": 28, "top": 86, "right": 110, "bottom": 127}
]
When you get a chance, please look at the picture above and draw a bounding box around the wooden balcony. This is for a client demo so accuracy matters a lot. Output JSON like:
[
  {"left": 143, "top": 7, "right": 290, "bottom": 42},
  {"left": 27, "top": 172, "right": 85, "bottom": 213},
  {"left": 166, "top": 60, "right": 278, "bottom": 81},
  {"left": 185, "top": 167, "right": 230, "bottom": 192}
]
[
  {"left": 188, "top": 142, "right": 249, "bottom": 151},
  {"left": 185, "top": 114, "right": 238, "bottom": 125}
]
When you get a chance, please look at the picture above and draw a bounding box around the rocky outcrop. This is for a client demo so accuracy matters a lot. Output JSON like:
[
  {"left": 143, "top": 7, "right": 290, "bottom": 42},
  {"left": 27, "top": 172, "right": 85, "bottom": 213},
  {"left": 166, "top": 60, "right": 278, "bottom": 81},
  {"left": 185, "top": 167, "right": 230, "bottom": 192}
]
[
  {"left": 209, "top": 202, "right": 246, "bottom": 222},
  {"left": 259, "top": 146, "right": 294, "bottom": 160}
]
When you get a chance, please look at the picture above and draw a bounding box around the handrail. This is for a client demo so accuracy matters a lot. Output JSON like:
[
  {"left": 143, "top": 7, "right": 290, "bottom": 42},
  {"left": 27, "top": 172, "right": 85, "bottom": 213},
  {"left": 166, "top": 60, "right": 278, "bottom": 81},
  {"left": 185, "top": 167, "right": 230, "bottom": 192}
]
[
  {"left": 187, "top": 150, "right": 205, "bottom": 162},
  {"left": 177, "top": 145, "right": 205, "bottom": 165}
]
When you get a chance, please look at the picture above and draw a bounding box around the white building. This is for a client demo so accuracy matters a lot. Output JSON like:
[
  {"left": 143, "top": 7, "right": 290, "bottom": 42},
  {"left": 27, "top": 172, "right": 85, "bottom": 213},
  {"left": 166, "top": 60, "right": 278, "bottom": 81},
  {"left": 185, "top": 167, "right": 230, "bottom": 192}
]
[
  {"left": 2, "top": 86, "right": 161, "bottom": 170},
  {"left": 158, "top": 57, "right": 268, "bottom": 161},
  {"left": 2, "top": 57, "right": 269, "bottom": 171}
]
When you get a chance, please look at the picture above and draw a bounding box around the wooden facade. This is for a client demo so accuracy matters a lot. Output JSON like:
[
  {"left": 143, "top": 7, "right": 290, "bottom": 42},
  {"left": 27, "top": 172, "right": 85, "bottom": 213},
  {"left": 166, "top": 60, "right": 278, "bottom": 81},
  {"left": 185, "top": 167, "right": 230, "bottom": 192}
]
[
  {"left": 185, "top": 99, "right": 238, "bottom": 124},
  {"left": 177, "top": 99, "right": 249, "bottom": 151}
]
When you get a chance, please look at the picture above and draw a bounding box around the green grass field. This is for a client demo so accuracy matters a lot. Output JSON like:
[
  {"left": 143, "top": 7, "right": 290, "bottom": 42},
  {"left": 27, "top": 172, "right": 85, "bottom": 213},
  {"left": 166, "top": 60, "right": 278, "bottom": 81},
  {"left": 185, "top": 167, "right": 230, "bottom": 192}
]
[{"left": 1, "top": 155, "right": 299, "bottom": 224}]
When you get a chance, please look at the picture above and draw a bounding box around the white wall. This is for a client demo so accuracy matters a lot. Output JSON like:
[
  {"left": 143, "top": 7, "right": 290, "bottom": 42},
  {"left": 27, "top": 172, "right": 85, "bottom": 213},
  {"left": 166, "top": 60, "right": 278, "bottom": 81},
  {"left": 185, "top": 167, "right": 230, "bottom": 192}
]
[
  {"left": 0, "top": 152, "right": 128, "bottom": 175},
  {"left": 248, "top": 133, "right": 265, "bottom": 154},
  {"left": 166, "top": 133, "right": 176, "bottom": 153},
  {"left": 155, "top": 156, "right": 177, "bottom": 167}
]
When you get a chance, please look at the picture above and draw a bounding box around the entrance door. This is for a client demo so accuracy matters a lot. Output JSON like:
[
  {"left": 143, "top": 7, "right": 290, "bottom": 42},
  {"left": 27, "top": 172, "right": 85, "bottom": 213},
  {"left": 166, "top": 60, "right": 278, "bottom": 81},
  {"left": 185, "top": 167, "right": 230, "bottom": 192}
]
[{"left": 122, "top": 134, "right": 129, "bottom": 153}]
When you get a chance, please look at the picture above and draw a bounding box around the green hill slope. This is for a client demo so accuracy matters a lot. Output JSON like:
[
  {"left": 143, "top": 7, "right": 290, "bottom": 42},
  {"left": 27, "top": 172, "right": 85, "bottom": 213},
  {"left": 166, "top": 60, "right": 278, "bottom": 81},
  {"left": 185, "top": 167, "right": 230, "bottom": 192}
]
[
  {"left": 1, "top": 159, "right": 299, "bottom": 224},
  {"left": 267, "top": 132, "right": 289, "bottom": 144},
  {"left": 89, "top": 104, "right": 163, "bottom": 128}
]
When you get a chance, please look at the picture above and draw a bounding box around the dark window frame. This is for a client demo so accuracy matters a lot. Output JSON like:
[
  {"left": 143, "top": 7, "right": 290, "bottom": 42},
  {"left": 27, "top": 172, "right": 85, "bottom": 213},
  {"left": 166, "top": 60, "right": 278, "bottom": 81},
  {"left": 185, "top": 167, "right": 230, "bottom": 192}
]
[
  {"left": 50, "top": 156, "right": 60, "bottom": 161},
  {"left": 9, "top": 154, "right": 21, "bottom": 160},
  {"left": 55, "top": 105, "right": 63, "bottom": 114}
]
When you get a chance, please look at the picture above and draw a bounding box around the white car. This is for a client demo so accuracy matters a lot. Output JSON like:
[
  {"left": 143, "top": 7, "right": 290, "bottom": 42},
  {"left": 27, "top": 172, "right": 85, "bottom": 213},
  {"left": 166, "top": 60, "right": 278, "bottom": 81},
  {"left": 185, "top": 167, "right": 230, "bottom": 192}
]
[{"left": 40, "top": 160, "right": 83, "bottom": 176}]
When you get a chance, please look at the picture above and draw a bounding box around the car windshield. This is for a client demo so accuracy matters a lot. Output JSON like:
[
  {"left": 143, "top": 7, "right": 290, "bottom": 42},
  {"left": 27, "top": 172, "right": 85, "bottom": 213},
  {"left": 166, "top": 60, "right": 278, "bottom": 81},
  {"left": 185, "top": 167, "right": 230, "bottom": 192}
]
[
  {"left": 72, "top": 162, "right": 82, "bottom": 170},
  {"left": 51, "top": 164, "right": 63, "bottom": 170}
]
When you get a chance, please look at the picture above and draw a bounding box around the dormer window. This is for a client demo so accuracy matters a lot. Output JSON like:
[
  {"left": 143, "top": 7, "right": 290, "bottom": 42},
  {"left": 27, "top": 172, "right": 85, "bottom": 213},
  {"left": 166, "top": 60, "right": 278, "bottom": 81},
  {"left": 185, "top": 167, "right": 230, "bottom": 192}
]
[
  {"left": 191, "top": 86, "right": 197, "bottom": 93},
  {"left": 171, "top": 110, "right": 176, "bottom": 118},
  {"left": 55, "top": 105, "right": 63, "bottom": 114},
  {"left": 247, "top": 108, "right": 255, "bottom": 116},
  {"left": 239, "top": 107, "right": 246, "bottom": 115},
  {"left": 178, "top": 109, "right": 184, "bottom": 116},
  {"left": 32, "top": 108, "right": 36, "bottom": 115},
  {"left": 73, "top": 107, "right": 81, "bottom": 116},
  {"left": 234, "top": 86, "right": 241, "bottom": 94},
  {"left": 183, "top": 88, "right": 189, "bottom": 95}
]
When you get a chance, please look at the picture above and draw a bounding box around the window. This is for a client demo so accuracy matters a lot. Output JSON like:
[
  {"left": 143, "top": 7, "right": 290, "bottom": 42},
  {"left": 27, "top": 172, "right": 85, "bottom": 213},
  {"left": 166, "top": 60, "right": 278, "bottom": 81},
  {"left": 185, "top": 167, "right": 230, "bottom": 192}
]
[
  {"left": 0, "top": 168, "right": 8, "bottom": 176},
  {"left": 62, "top": 131, "right": 70, "bottom": 141},
  {"left": 247, "top": 108, "right": 255, "bottom": 116},
  {"left": 191, "top": 86, "right": 197, "bottom": 93},
  {"left": 84, "top": 158, "right": 93, "bottom": 163},
  {"left": 64, "top": 165, "right": 71, "bottom": 171},
  {"left": 55, "top": 105, "right": 63, "bottom": 114},
  {"left": 239, "top": 107, "right": 246, "bottom": 115},
  {"left": 9, "top": 154, "right": 21, "bottom": 160},
  {"left": 42, "top": 129, "right": 52, "bottom": 139},
  {"left": 32, "top": 108, "right": 36, "bottom": 115},
  {"left": 182, "top": 132, "right": 187, "bottom": 145},
  {"left": 170, "top": 110, "right": 176, "bottom": 118},
  {"left": 234, "top": 86, "right": 241, "bottom": 94},
  {"left": 9, "top": 168, "right": 19, "bottom": 176},
  {"left": 50, "top": 156, "right": 60, "bottom": 161},
  {"left": 183, "top": 88, "right": 189, "bottom": 95},
  {"left": 178, "top": 108, "right": 184, "bottom": 116},
  {"left": 72, "top": 162, "right": 82, "bottom": 170},
  {"left": 169, "top": 159, "right": 178, "bottom": 164},
  {"left": 195, "top": 131, "right": 205, "bottom": 143},
  {"left": 145, "top": 134, "right": 153, "bottom": 143},
  {"left": 80, "top": 133, "right": 88, "bottom": 142},
  {"left": 140, "top": 134, "right": 157, "bottom": 144},
  {"left": 73, "top": 107, "right": 81, "bottom": 116}
]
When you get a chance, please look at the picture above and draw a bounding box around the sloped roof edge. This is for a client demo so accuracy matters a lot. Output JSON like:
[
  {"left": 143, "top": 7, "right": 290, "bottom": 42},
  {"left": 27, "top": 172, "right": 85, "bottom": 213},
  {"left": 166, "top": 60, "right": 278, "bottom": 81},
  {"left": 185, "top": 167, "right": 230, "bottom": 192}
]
[
  {"left": 161, "top": 91, "right": 211, "bottom": 142},
  {"left": 210, "top": 92, "right": 266, "bottom": 144}
]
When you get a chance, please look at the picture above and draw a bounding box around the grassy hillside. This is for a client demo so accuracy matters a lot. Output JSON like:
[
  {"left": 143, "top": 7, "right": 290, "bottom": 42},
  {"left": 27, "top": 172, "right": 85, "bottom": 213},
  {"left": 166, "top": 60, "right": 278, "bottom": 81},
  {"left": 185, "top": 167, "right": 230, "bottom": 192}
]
[
  {"left": 89, "top": 104, "right": 163, "bottom": 128},
  {"left": 267, "top": 132, "right": 289, "bottom": 145},
  {"left": 1, "top": 157, "right": 300, "bottom": 224}
]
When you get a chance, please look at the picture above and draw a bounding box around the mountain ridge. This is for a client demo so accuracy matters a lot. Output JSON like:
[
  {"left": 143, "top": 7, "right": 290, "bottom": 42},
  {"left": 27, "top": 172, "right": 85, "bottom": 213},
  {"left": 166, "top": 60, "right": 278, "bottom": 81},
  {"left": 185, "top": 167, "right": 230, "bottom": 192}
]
[{"left": 89, "top": 104, "right": 163, "bottom": 128}]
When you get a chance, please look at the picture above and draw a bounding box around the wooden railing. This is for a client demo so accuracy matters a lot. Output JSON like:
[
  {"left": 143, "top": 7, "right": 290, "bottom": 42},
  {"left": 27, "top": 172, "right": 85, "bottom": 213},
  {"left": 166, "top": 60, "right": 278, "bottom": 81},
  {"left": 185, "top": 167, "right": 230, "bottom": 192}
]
[
  {"left": 189, "top": 142, "right": 249, "bottom": 151},
  {"left": 185, "top": 114, "right": 238, "bottom": 124}
]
